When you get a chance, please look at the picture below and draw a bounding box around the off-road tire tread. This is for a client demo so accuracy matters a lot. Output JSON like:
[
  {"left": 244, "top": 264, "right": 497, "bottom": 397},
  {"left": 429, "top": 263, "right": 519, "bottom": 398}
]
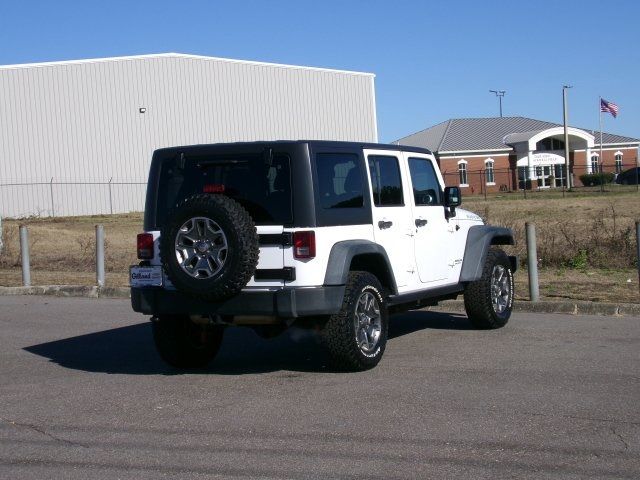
[
  {"left": 152, "top": 315, "right": 224, "bottom": 368},
  {"left": 159, "top": 194, "right": 259, "bottom": 302},
  {"left": 322, "top": 271, "right": 388, "bottom": 371},
  {"left": 464, "top": 248, "right": 513, "bottom": 329}
]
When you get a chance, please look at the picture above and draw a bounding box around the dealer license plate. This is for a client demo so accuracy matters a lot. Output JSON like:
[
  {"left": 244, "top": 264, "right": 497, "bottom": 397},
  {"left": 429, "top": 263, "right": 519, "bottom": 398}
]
[{"left": 130, "top": 265, "right": 163, "bottom": 287}]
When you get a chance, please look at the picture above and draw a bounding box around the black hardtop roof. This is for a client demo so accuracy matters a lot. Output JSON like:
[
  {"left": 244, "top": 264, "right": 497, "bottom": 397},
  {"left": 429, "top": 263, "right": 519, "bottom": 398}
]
[{"left": 153, "top": 140, "right": 433, "bottom": 157}]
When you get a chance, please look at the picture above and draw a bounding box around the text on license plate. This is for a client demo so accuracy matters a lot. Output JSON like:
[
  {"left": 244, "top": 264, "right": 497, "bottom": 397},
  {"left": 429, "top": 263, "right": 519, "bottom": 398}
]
[{"left": 130, "top": 266, "right": 163, "bottom": 287}]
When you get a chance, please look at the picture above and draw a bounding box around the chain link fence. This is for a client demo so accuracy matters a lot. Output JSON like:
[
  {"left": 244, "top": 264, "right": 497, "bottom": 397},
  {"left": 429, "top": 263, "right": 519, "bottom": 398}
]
[
  {"left": 441, "top": 159, "right": 640, "bottom": 199},
  {"left": 2, "top": 159, "right": 639, "bottom": 218},
  {"left": 0, "top": 179, "right": 147, "bottom": 218}
]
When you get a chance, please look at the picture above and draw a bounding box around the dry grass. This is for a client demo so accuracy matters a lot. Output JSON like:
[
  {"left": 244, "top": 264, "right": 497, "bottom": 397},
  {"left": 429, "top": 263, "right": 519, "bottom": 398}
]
[
  {"left": 1, "top": 190, "right": 639, "bottom": 303},
  {"left": 0, "top": 213, "right": 141, "bottom": 277},
  {"left": 464, "top": 190, "right": 640, "bottom": 269}
]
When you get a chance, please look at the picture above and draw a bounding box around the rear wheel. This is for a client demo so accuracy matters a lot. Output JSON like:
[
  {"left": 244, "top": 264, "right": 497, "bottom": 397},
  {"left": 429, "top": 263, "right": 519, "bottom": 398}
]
[
  {"left": 464, "top": 249, "right": 514, "bottom": 329},
  {"left": 322, "top": 271, "right": 388, "bottom": 371},
  {"left": 152, "top": 315, "right": 224, "bottom": 368}
]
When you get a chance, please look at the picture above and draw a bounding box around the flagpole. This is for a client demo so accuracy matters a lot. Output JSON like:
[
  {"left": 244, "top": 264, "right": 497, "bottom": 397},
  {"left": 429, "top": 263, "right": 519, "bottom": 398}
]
[{"left": 599, "top": 96, "right": 603, "bottom": 174}]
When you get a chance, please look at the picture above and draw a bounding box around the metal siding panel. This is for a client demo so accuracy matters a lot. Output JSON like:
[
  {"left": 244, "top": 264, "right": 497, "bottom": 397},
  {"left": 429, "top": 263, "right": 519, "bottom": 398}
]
[{"left": 0, "top": 55, "right": 376, "bottom": 217}]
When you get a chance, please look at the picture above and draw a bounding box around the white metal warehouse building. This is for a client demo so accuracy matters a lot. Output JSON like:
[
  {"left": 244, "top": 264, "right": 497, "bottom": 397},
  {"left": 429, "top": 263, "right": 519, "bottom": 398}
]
[{"left": 0, "top": 53, "right": 378, "bottom": 218}]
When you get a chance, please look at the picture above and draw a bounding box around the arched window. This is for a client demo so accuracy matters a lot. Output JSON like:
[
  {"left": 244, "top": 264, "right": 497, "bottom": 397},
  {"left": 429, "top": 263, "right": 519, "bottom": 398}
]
[
  {"left": 485, "top": 158, "right": 495, "bottom": 185},
  {"left": 536, "top": 138, "right": 565, "bottom": 151},
  {"left": 591, "top": 154, "right": 599, "bottom": 173},
  {"left": 615, "top": 152, "right": 623, "bottom": 173},
  {"left": 457, "top": 160, "right": 468, "bottom": 186}
]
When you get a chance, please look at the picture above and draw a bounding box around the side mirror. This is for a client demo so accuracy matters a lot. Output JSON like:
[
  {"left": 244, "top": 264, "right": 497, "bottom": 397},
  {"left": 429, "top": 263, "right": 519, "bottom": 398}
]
[
  {"left": 444, "top": 186, "right": 461, "bottom": 218},
  {"left": 444, "top": 186, "right": 461, "bottom": 207}
]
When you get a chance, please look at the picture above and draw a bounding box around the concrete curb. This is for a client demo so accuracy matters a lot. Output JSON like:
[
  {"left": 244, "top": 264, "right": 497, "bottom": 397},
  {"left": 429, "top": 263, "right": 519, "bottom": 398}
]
[
  {"left": 0, "top": 285, "right": 130, "bottom": 299},
  {"left": 0, "top": 285, "right": 638, "bottom": 317},
  {"left": 433, "top": 299, "right": 640, "bottom": 317}
]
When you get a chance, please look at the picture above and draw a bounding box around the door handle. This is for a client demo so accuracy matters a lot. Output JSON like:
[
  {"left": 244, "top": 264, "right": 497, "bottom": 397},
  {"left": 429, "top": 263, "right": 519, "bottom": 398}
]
[
  {"left": 415, "top": 218, "right": 428, "bottom": 227},
  {"left": 378, "top": 220, "right": 393, "bottom": 229}
]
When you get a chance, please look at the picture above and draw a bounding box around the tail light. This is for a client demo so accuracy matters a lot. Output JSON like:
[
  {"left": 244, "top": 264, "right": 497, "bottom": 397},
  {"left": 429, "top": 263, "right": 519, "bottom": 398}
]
[
  {"left": 137, "top": 233, "right": 154, "bottom": 259},
  {"left": 293, "top": 231, "right": 315, "bottom": 259}
]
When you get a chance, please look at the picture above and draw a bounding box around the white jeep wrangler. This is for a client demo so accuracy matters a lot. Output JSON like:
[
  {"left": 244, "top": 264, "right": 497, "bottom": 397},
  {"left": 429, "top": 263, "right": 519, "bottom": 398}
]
[{"left": 131, "top": 141, "right": 516, "bottom": 371}]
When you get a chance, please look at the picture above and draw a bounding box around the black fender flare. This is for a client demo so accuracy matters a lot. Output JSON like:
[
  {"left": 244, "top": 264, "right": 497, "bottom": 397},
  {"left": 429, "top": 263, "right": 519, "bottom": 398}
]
[
  {"left": 459, "top": 226, "right": 516, "bottom": 282},
  {"left": 323, "top": 240, "right": 398, "bottom": 295}
]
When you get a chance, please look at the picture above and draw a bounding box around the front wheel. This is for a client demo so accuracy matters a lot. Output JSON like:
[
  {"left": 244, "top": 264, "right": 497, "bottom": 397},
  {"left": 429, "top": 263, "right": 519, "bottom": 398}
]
[
  {"left": 322, "top": 271, "right": 389, "bottom": 371},
  {"left": 152, "top": 315, "right": 225, "bottom": 368},
  {"left": 464, "top": 249, "right": 514, "bottom": 329}
]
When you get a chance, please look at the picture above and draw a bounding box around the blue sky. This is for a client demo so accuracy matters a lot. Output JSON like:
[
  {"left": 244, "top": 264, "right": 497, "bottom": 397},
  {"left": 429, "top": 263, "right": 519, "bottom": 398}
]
[{"left": 1, "top": 0, "right": 638, "bottom": 142}]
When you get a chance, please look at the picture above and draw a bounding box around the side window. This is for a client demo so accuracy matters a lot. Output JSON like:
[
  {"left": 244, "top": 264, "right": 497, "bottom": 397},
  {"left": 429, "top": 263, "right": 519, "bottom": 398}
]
[
  {"left": 408, "top": 158, "right": 441, "bottom": 206},
  {"left": 485, "top": 159, "right": 495, "bottom": 184},
  {"left": 316, "top": 153, "right": 364, "bottom": 209},
  {"left": 615, "top": 153, "right": 623, "bottom": 174},
  {"left": 368, "top": 155, "right": 404, "bottom": 206},
  {"left": 458, "top": 160, "right": 468, "bottom": 186}
]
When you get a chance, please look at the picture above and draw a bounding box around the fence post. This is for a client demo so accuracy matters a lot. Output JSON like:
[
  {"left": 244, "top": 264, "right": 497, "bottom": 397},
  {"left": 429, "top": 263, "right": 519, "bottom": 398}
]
[
  {"left": 49, "top": 177, "right": 55, "bottom": 217},
  {"left": 483, "top": 170, "right": 487, "bottom": 201},
  {"left": 19, "top": 225, "right": 31, "bottom": 287},
  {"left": 636, "top": 221, "right": 640, "bottom": 295},
  {"left": 525, "top": 222, "right": 539, "bottom": 302},
  {"left": 108, "top": 177, "right": 114, "bottom": 215},
  {"left": 96, "top": 224, "right": 105, "bottom": 288}
]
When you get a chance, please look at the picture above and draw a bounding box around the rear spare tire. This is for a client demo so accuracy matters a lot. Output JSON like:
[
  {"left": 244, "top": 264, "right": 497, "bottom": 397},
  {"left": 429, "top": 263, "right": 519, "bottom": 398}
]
[{"left": 160, "top": 194, "right": 259, "bottom": 302}]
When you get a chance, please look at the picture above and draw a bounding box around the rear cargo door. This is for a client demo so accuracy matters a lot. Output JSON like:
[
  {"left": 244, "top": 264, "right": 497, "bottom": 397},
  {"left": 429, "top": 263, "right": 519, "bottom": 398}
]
[{"left": 154, "top": 148, "right": 294, "bottom": 287}]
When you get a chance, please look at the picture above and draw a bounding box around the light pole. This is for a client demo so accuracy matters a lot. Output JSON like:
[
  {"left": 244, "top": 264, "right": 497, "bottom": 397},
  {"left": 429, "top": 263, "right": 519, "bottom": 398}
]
[
  {"left": 562, "top": 85, "right": 572, "bottom": 191},
  {"left": 490, "top": 90, "right": 506, "bottom": 117}
]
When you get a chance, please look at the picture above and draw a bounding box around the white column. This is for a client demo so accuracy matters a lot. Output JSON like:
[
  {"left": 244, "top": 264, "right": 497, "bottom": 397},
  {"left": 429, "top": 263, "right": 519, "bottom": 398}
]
[
  {"left": 586, "top": 148, "right": 592, "bottom": 174},
  {"left": 527, "top": 150, "right": 534, "bottom": 187}
]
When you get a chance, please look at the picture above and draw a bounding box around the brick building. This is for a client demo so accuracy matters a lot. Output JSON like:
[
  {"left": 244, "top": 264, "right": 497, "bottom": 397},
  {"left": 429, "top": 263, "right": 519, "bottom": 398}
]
[{"left": 396, "top": 117, "right": 640, "bottom": 194}]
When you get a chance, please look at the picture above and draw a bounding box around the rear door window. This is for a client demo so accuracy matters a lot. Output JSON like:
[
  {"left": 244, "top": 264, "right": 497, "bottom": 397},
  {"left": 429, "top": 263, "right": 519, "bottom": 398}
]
[{"left": 367, "top": 155, "right": 404, "bottom": 206}]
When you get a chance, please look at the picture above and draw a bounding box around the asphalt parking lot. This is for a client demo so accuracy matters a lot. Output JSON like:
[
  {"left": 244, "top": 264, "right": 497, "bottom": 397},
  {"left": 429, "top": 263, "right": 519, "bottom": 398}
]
[{"left": 0, "top": 296, "right": 638, "bottom": 479}]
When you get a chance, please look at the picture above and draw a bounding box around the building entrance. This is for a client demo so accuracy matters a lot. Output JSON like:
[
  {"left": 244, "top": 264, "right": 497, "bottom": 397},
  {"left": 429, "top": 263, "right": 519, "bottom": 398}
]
[
  {"left": 536, "top": 165, "right": 567, "bottom": 188},
  {"left": 518, "top": 163, "right": 566, "bottom": 189},
  {"left": 517, "top": 150, "right": 569, "bottom": 190},
  {"left": 535, "top": 166, "right": 552, "bottom": 188}
]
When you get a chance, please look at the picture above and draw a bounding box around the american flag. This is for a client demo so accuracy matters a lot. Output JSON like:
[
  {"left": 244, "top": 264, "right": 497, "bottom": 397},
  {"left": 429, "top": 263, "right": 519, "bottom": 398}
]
[{"left": 600, "top": 98, "right": 619, "bottom": 118}]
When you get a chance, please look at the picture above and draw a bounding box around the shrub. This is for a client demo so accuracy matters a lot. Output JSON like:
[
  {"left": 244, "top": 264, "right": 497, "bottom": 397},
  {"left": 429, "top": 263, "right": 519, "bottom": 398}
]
[{"left": 579, "top": 172, "right": 615, "bottom": 186}]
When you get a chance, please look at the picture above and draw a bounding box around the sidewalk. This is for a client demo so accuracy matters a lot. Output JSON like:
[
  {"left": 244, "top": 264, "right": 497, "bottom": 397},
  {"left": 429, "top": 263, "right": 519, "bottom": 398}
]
[{"left": 1, "top": 285, "right": 639, "bottom": 317}]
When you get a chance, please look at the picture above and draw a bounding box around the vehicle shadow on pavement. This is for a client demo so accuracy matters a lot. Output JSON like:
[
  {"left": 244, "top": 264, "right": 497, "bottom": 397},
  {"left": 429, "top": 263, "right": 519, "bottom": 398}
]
[
  {"left": 388, "top": 310, "right": 473, "bottom": 338},
  {"left": 23, "top": 311, "right": 469, "bottom": 375}
]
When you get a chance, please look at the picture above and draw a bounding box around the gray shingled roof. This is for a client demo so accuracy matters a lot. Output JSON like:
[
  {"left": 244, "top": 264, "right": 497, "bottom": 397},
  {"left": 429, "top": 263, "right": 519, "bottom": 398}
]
[{"left": 396, "top": 117, "right": 640, "bottom": 152}]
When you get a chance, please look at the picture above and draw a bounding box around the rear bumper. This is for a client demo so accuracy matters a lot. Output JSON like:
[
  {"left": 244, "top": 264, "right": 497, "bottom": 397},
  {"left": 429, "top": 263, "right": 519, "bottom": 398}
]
[{"left": 131, "top": 285, "right": 345, "bottom": 318}]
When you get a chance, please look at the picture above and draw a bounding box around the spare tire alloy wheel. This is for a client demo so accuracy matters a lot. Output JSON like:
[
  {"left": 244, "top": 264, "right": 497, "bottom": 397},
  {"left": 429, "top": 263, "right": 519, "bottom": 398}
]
[
  {"left": 175, "top": 217, "right": 228, "bottom": 279},
  {"left": 160, "top": 194, "right": 259, "bottom": 302}
]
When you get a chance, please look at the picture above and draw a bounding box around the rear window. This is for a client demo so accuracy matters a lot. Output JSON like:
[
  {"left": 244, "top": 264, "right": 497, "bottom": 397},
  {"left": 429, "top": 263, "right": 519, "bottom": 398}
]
[{"left": 156, "top": 153, "right": 292, "bottom": 226}]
